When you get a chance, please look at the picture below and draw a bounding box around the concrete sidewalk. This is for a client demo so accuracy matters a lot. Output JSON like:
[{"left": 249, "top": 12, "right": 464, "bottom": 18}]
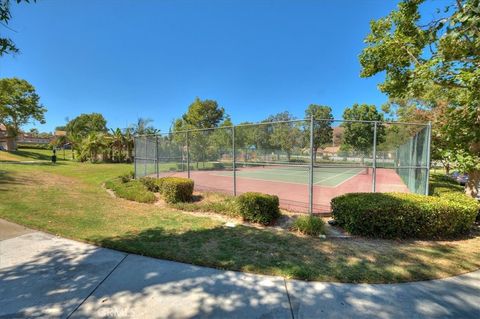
[{"left": 1, "top": 219, "right": 479, "bottom": 318}]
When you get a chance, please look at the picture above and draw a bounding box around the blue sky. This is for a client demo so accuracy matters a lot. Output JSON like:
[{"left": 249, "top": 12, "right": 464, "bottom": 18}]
[{"left": 0, "top": 0, "right": 444, "bottom": 133}]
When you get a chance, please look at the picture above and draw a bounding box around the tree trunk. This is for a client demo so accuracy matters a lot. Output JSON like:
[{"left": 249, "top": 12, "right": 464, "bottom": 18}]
[{"left": 465, "top": 169, "right": 480, "bottom": 198}]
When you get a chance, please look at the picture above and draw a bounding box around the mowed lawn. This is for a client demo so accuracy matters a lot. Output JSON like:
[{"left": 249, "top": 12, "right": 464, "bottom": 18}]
[{"left": 0, "top": 155, "right": 479, "bottom": 283}]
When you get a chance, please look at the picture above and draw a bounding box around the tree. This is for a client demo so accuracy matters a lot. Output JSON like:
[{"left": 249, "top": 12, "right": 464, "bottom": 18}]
[
  {"left": 304, "top": 104, "right": 334, "bottom": 161},
  {"left": 342, "top": 104, "right": 385, "bottom": 163},
  {"left": 0, "top": 78, "right": 46, "bottom": 150},
  {"left": 80, "top": 132, "right": 107, "bottom": 163},
  {"left": 359, "top": 0, "right": 480, "bottom": 197},
  {"left": 181, "top": 97, "right": 224, "bottom": 129},
  {"left": 173, "top": 97, "right": 226, "bottom": 168},
  {"left": 1, "top": 0, "right": 35, "bottom": 56},
  {"left": 66, "top": 113, "right": 107, "bottom": 158},
  {"left": 267, "top": 112, "right": 303, "bottom": 162},
  {"left": 132, "top": 118, "right": 158, "bottom": 135}
]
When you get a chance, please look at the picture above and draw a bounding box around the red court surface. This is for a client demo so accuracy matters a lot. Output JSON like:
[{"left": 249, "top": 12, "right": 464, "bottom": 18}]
[{"left": 158, "top": 168, "right": 409, "bottom": 213}]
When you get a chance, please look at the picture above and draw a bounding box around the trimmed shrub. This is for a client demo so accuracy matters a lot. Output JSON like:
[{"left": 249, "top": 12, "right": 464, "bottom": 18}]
[
  {"left": 159, "top": 177, "right": 194, "bottom": 203},
  {"left": 331, "top": 192, "right": 478, "bottom": 239},
  {"left": 237, "top": 192, "right": 280, "bottom": 225},
  {"left": 105, "top": 178, "right": 156, "bottom": 203},
  {"left": 212, "top": 162, "right": 225, "bottom": 170},
  {"left": 291, "top": 215, "right": 325, "bottom": 236},
  {"left": 429, "top": 173, "right": 480, "bottom": 222}
]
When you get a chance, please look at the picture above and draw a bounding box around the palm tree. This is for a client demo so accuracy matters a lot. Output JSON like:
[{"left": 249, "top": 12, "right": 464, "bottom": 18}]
[
  {"left": 80, "top": 132, "right": 108, "bottom": 163},
  {"left": 110, "top": 128, "right": 125, "bottom": 162},
  {"left": 124, "top": 127, "right": 135, "bottom": 163}
]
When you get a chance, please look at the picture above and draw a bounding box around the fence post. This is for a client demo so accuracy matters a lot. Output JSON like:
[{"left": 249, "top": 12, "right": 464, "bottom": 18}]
[
  {"left": 155, "top": 135, "right": 159, "bottom": 178},
  {"left": 309, "top": 116, "right": 314, "bottom": 215},
  {"left": 134, "top": 136, "right": 137, "bottom": 179},
  {"left": 232, "top": 126, "right": 237, "bottom": 196},
  {"left": 425, "top": 121, "right": 432, "bottom": 195},
  {"left": 186, "top": 131, "right": 190, "bottom": 179},
  {"left": 372, "top": 121, "right": 377, "bottom": 192},
  {"left": 143, "top": 136, "right": 148, "bottom": 176}
]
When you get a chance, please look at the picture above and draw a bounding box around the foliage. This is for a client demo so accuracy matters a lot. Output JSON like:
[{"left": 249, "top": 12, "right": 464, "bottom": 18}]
[
  {"left": 79, "top": 132, "right": 108, "bottom": 163},
  {"left": 120, "top": 171, "right": 134, "bottom": 183},
  {"left": 267, "top": 112, "right": 303, "bottom": 161},
  {"left": 178, "top": 97, "right": 225, "bottom": 129},
  {"left": 359, "top": 0, "right": 480, "bottom": 197},
  {"left": 304, "top": 104, "right": 333, "bottom": 160},
  {"left": 237, "top": 192, "right": 280, "bottom": 225},
  {"left": 132, "top": 118, "right": 159, "bottom": 135},
  {"left": 290, "top": 215, "right": 325, "bottom": 236},
  {"left": 331, "top": 192, "right": 478, "bottom": 239},
  {"left": 66, "top": 113, "right": 107, "bottom": 141},
  {"left": 105, "top": 178, "right": 156, "bottom": 203},
  {"left": 171, "top": 193, "right": 240, "bottom": 217},
  {"left": 158, "top": 177, "right": 194, "bottom": 204},
  {"left": 341, "top": 104, "right": 385, "bottom": 158},
  {"left": 0, "top": 78, "right": 46, "bottom": 137},
  {"left": 0, "top": 0, "right": 35, "bottom": 56}
]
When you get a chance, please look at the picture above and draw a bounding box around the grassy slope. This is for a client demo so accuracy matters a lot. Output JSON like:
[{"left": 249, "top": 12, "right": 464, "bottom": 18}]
[{"left": 0, "top": 160, "right": 479, "bottom": 283}]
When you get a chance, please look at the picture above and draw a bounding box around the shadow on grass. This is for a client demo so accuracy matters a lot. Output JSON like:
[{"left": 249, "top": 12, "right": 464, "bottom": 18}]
[{"left": 88, "top": 225, "right": 480, "bottom": 284}]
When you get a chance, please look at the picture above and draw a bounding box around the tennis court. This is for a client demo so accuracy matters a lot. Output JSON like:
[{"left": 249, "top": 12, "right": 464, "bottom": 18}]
[
  {"left": 216, "top": 164, "right": 368, "bottom": 188},
  {"left": 136, "top": 118, "right": 430, "bottom": 213}
]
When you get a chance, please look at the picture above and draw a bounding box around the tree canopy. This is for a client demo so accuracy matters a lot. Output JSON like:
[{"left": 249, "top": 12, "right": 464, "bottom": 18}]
[
  {"left": 359, "top": 0, "right": 480, "bottom": 196},
  {"left": 0, "top": 0, "right": 35, "bottom": 56},
  {"left": 342, "top": 104, "right": 385, "bottom": 157},
  {"left": 0, "top": 77, "right": 46, "bottom": 136},
  {"left": 305, "top": 104, "right": 334, "bottom": 160}
]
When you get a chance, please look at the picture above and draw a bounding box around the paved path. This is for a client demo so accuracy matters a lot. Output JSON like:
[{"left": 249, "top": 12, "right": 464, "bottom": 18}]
[{"left": 1, "top": 219, "right": 479, "bottom": 318}]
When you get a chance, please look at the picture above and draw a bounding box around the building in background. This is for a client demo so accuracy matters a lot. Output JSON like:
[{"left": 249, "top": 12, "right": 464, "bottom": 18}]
[{"left": 0, "top": 124, "right": 16, "bottom": 151}]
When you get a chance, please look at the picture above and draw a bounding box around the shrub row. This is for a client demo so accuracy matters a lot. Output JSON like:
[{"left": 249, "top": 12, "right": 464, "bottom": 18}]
[
  {"left": 236, "top": 192, "right": 280, "bottom": 225},
  {"left": 140, "top": 176, "right": 194, "bottom": 203},
  {"left": 105, "top": 178, "right": 156, "bottom": 203},
  {"left": 331, "top": 192, "right": 478, "bottom": 239}
]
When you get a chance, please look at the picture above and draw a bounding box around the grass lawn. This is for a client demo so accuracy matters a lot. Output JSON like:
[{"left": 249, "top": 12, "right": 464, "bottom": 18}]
[
  {"left": 0, "top": 159, "right": 479, "bottom": 283},
  {"left": 0, "top": 147, "right": 73, "bottom": 162}
]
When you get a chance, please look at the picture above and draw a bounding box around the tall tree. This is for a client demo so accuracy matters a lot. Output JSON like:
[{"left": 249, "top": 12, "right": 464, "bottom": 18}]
[
  {"left": 0, "top": 0, "right": 35, "bottom": 56},
  {"left": 173, "top": 97, "right": 226, "bottom": 168},
  {"left": 305, "top": 104, "right": 334, "bottom": 161},
  {"left": 342, "top": 104, "right": 385, "bottom": 163},
  {"left": 359, "top": 0, "right": 480, "bottom": 197},
  {"left": 0, "top": 78, "right": 46, "bottom": 147},
  {"left": 180, "top": 97, "right": 224, "bottom": 129},
  {"left": 267, "top": 111, "right": 302, "bottom": 162}
]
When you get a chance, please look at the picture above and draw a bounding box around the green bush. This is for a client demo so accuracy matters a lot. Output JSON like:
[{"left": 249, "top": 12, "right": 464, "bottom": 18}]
[
  {"left": 105, "top": 178, "right": 156, "bottom": 203},
  {"left": 159, "top": 177, "right": 194, "bottom": 203},
  {"left": 120, "top": 171, "right": 134, "bottom": 183},
  {"left": 290, "top": 215, "right": 325, "bottom": 236},
  {"left": 429, "top": 173, "right": 479, "bottom": 222},
  {"left": 331, "top": 192, "right": 478, "bottom": 239},
  {"left": 140, "top": 177, "right": 162, "bottom": 192},
  {"left": 237, "top": 192, "right": 280, "bottom": 225}
]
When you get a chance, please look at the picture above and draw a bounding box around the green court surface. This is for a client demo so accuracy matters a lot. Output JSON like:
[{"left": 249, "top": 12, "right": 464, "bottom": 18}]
[{"left": 217, "top": 165, "right": 368, "bottom": 187}]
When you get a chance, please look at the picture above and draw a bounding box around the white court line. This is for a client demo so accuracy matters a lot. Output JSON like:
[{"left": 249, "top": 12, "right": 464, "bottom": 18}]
[{"left": 313, "top": 167, "right": 364, "bottom": 185}]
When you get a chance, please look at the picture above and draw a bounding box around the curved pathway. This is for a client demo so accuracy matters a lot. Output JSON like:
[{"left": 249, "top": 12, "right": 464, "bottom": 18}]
[{"left": 1, "top": 219, "right": 479, "bottom": 318}]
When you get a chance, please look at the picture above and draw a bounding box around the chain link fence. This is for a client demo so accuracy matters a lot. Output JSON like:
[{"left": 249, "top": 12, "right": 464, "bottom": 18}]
[{"left": 134, "top": 118, "right": 431, "bottom": 213}]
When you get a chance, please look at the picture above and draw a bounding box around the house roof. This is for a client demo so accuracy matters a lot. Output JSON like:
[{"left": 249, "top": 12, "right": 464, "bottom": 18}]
[{"left": 55, "top": 130, "right": 67, "bottom": 136}]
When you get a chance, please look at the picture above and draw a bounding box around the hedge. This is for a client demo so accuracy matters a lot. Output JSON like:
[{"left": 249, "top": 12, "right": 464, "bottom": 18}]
[
  {"left": 105, "top": 178, "right": 156, "bottom": 203},
  {"left": 237, "top": 192, "right": 280, "bottom": 225},
  {"left": 331, "top": 192, "right": 478, "bottom": 239},
  {"left": 158, "top": 177, "right": 194, "bottom": 203},
  {"left": 139, "top": 176, "right": 194, "bottom": 203}
]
